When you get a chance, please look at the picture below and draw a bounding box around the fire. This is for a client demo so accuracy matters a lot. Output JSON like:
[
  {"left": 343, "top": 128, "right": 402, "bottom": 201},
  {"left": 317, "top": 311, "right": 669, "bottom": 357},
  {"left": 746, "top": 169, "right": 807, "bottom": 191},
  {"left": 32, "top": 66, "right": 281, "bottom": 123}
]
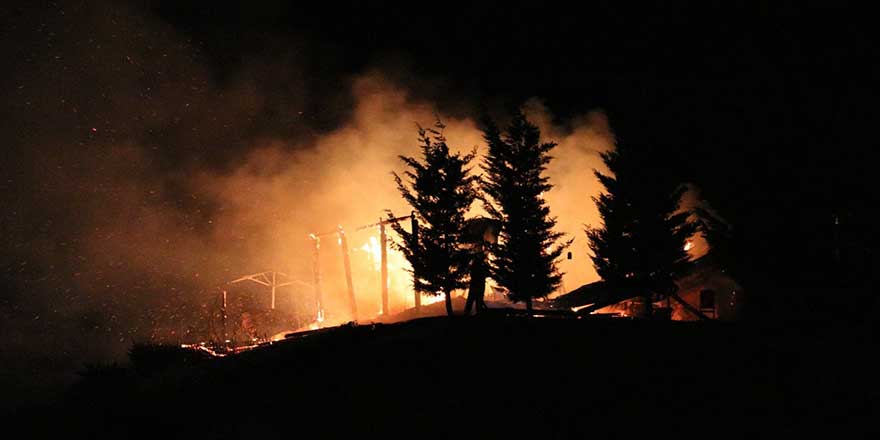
[
  {"left": 421, "top": 293, "right": 445, "bottom": 305},
  {"left": 684, "top": 241, "right": 694, "bottom": 252},
  {"left": 357, "top": 234, "right": 453, "bottom": 308},
  {"left": 357, "top": 233, "right": 415, "bottom": 313},
  {"left": 180, "top": 343, "right": 228, "bottom": 357},
  {"left": 360, "top": 236, "right": 382, "bottom": 271}
]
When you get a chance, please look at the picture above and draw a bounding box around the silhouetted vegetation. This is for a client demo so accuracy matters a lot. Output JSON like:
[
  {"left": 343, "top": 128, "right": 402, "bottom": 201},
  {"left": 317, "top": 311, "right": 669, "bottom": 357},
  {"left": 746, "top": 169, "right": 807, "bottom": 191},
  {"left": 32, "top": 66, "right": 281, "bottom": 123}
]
[
  {"left": 480, "top": 109, "right": 572, "bottom": 313},
  {"left": 128, "top": 343, "right": 212, "bottom": 376},
  {"left": 586, "top": 128, "right": 696, "bottom": 316},
  {"left": 390, "top": 120, "right": 479, "bottom": 316}
]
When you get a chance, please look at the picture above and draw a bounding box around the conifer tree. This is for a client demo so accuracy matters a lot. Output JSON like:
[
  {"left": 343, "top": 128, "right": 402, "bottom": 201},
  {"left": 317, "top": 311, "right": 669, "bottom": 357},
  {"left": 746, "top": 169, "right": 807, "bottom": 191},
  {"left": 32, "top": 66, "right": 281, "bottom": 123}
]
[
  {"left": 390, "top": 120, "right": 479, "bottom": 316},
  {"left": 586, "top": 134, "right": 696, "bottom": 316},
  {"left": 481, "top": 109, "right": 572, "bottom": 313}
]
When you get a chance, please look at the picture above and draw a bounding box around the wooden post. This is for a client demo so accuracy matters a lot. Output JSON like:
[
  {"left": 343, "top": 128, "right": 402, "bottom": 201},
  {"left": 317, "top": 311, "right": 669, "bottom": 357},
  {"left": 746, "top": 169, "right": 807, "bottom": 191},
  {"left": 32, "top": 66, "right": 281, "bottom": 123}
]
[
  {"left": 311, "top": 235, "right": 324, "bottom": 322},
  {"left": 270, "top": 271, "right": 276, "bottom": 310},
  {"left": 354, "top": 214, "right": 415, "bottom": 315},
  {"left": 221, "top": 290, "right": 228, "bottom": 348},
  {"left": 411, "top": 212, "right": 420, "bottom": 311},
  {"left": 380, "top": 221, "right": 389, "bottom": 315},
  {"left": 338, "top": 226, "right": 358, "bottom": 321}
]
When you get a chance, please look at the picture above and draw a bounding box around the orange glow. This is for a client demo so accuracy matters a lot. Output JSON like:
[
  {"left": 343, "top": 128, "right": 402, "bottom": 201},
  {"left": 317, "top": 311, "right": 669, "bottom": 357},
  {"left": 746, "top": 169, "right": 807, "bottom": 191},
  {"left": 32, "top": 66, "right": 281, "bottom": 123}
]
[
  {"left": 360, "top": 236, "right": 382, "bottom": 272},
  {"left": 421, "top": 293, "right": 445, "bottom": 305},
  {"left": 356, "top": 233, "right": 416, "bottom": 314},
  {"left": 352, "top": 232, "right": 449, "bottom": 311},
  {"left": 65, "top": 74, "right": 625, "bottom": 345}
]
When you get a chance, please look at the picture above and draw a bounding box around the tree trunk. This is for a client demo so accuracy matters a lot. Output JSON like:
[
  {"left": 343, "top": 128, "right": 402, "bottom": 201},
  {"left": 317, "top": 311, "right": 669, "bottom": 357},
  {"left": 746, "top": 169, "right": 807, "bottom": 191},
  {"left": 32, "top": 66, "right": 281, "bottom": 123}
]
[
  {"left": 444, "top": 291, "right": 454, "bottom": 316},
  {"left": 525, "top": 297, "right": 533, "bottom": 315},
  {"left": 464, "top": 292, "right": 475, "bottom": 316},
  {"left": 642, "top": 295, "right": 653, "bottom": 318}
]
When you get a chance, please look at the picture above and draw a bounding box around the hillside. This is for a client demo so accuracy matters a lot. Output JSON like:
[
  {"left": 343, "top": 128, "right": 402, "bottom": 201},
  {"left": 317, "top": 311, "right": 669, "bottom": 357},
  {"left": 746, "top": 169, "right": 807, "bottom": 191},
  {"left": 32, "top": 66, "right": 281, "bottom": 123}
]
[{"left": 7, "top": 314, "right": 877, "bottom": 438}]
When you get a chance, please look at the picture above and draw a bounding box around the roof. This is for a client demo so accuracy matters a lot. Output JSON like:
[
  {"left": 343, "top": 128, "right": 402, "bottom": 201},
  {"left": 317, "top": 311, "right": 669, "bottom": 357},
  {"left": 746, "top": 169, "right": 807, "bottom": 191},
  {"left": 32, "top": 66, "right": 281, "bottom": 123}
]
[{"left": 551, "top": 254, "right": 725, "bottom": 311}]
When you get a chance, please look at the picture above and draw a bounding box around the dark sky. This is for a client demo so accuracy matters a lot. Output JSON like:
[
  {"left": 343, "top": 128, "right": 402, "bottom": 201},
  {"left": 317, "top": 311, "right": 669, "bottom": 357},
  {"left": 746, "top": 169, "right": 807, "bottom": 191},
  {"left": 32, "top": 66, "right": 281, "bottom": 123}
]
[
  {"left": 111, "top": 1, "right": 880, "bottom": 278},
  {"left": 148, "top": 0, "right": 877, "bottom": 212},
  {"left": 5, "top": 1, "right": 874, "bottom": 185},
  {"left": 1, "top": 0, "right": 876, "bottom": 405}
]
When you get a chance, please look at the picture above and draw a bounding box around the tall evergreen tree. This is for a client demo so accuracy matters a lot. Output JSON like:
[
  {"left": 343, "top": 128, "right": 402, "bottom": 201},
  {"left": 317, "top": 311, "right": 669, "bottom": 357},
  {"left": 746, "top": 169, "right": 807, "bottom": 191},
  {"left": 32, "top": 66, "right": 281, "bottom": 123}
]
[
  {"left": 586, "top": 134, "right": 696, "bottom": 316},
  {"left": 481, "top": 109, "right": 572, "bottom": 313},
  {"left": 390, "top": 120, "right": 479, "bottom": 316}
]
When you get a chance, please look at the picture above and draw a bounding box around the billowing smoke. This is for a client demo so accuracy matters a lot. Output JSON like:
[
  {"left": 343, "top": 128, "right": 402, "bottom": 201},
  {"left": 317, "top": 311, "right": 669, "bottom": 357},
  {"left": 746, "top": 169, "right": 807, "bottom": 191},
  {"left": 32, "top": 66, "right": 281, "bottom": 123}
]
[
  {"left": 190, "top": 73, "right": 486, "bottom": 322},
  {"left": 521, "top": 99, "right": 615, "bottom": 291},
  {"left": 0, "top": 1, "right": 616, "bottom": 397}
]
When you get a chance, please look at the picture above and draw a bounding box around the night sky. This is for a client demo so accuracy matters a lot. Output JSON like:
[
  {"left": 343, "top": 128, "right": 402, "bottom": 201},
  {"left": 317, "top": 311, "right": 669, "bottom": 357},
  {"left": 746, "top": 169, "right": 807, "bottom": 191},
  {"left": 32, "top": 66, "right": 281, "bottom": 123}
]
[{"left": 1, "top": 1, "right": 876, "bottom": 406}]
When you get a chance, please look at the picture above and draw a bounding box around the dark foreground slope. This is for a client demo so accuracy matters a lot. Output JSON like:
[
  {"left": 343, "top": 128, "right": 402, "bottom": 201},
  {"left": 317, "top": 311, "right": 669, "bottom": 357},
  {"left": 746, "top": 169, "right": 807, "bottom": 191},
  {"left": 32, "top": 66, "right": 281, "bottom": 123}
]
[{"left": 8, "top": 315, "right": 879, "bottom": 438}]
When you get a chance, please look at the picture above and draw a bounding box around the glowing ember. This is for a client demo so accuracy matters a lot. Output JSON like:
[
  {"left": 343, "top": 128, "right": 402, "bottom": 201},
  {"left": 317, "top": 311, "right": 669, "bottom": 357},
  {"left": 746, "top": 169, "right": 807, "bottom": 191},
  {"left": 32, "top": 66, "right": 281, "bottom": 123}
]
[{"left": 684, "top": 241, "right": 694, "bottom": 251}]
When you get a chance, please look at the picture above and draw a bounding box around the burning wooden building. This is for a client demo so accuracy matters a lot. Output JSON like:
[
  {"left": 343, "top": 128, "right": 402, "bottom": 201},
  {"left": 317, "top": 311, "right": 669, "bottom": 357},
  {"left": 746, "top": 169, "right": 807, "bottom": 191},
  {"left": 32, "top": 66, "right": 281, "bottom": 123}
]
[{"left": 551, "top": 251, "right": 742, "bottom": 320}]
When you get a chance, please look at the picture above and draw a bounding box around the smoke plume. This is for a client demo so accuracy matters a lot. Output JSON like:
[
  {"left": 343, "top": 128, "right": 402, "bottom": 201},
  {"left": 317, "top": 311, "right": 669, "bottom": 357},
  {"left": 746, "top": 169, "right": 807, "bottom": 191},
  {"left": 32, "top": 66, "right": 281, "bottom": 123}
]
[{"left": 0, "top": 1, "right": 617, "bottom": 400}]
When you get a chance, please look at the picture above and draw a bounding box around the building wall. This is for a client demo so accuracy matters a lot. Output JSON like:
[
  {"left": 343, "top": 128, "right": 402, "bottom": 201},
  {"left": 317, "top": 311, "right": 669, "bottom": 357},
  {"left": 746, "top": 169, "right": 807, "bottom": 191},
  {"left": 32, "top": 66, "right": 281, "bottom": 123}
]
[{"left": 674, "top": 267, "right": 743, "bottom": 321}]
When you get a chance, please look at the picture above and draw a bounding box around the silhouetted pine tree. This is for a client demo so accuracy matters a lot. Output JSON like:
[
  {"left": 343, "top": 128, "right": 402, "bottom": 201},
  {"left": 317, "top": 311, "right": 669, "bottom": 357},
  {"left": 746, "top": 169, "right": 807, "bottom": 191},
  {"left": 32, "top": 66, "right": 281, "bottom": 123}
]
[
  {"left": 586, "top": 134, "right": 696, "bottom": 316},
  {"left": 390, "top": 120, "right": 479, "bottom": 316},
  {"left": 481, "top": 109, "right": 572, "bottom": 313}
]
